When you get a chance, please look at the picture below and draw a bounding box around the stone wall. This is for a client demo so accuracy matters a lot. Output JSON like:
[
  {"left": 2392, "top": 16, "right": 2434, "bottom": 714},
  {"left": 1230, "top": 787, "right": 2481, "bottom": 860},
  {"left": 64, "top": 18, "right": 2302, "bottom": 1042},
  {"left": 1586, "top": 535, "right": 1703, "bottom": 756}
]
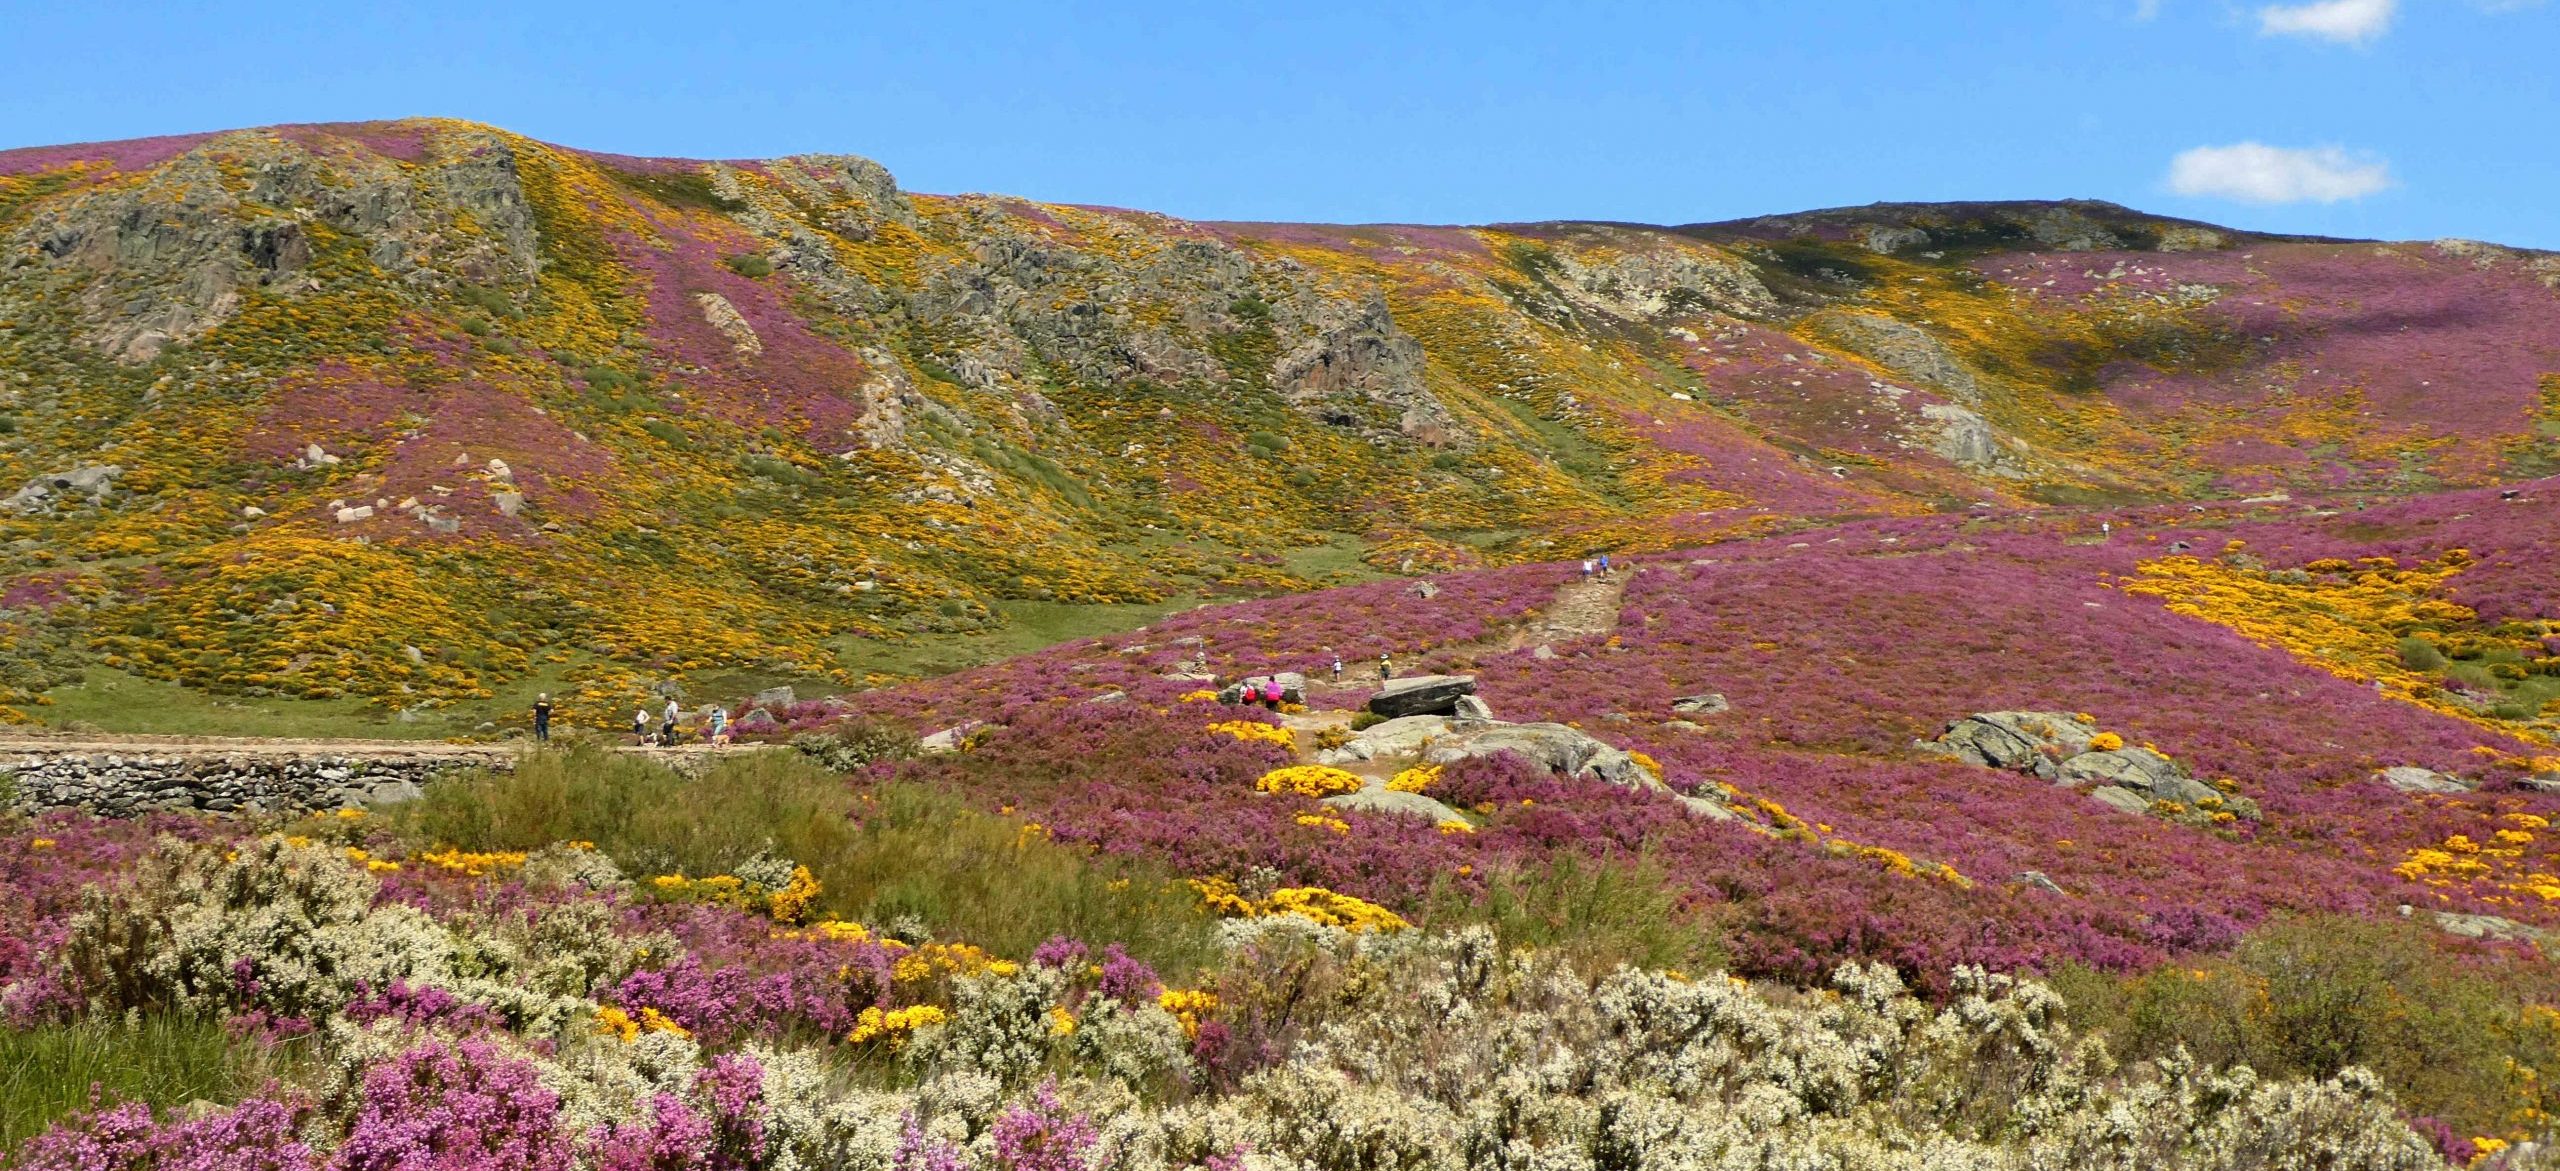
[{"left": 1, "top": 750, "right": 509, "bottom": 817}]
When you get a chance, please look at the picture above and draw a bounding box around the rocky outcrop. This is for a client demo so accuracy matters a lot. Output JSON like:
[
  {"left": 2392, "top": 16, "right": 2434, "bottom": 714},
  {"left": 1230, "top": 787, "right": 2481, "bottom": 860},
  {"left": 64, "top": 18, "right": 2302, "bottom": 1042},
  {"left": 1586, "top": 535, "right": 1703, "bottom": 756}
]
[
  {"left": 1811, "top": 312, "right": 1985, "bottom": 404},
  {"left": 2, "top": 750, "right": 488, "bottom": 816},
  {"left": 1367, "top": 675, "right": 1477, "bottom": 719},
  {"left": 1549, "top": 242, "right": 1776, "bottom": 321},
  {"left": 3, "top": 465, "right": 121, "bottom": 514},
  {"left": 2376, "top": 766, "right": 2473, "bottom": 794},
  {"left": 1422, "top": 721, "right": 1653, "bottom": 791},
  {"left": 1917, "top": 402, "right": 2028, "bottom": 478},
  {"left": 1669, "top": 692, "right": 1729, "bottom": 715},
  {"left": 1922, "top": 711, "right": 2097, "bottom": 779},
  {"left": 1270, "top": 293, "right": 1456, "bottom": 444},
  {"left": 1922, "top": 711, "right": 2259, "bottom": 824},
  {"left": 695, "top": 292, "right": 763, "bottom": 357},
  {"left": 6, "top": 125, "right": 540, "bottom": 363}
]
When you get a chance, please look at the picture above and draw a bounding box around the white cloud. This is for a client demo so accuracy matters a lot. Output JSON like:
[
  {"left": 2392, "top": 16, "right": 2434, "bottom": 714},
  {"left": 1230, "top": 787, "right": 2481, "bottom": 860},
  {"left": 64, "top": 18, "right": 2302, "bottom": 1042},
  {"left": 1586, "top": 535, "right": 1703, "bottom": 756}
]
[
  {"left": 2256, "top": 0, "right": 2396, "bottom": 43},
  {"left": 2132, "top": 0, "right": 2163, "bottom": 19},
  {"left": 2166, "top": 142, "right": 2394, "bottom": 204}
]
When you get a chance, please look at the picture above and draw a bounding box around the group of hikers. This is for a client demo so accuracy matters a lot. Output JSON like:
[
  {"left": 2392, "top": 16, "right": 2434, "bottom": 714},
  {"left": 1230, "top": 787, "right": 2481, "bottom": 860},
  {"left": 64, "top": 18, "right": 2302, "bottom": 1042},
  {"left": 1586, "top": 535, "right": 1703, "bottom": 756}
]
[
  {"left": 632, "top": 697, "right": 732, "bottom": 746},
  {"left": 520, "top": 692, "right": 735, "bottom": 746},
  {"left": 1579, "top": 552, "right": 1614, "bottom": 579}
]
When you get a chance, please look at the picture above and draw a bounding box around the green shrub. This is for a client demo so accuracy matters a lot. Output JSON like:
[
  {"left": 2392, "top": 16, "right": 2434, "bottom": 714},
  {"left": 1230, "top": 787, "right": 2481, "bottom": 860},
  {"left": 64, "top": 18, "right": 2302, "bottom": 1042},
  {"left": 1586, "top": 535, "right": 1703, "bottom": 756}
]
[
  {"left": 1426, "top": 851, "right": 1723, "bottom": 975},
  {"left": 1247, "top": 431, "right": 1288, "bottom": 454},
  {"left": 2398, "top": 635, "right": 2450, "bottom": 672},
  {"left": 0, "top": 1017, "right": 296, "bottom": 1148},
  {"left": 1429, "top": 452, "right": 1466, "bottom": 471},
  {"left": 640, "top": 419, "right": 689, "bottom": 447},
  {"left": 724, "top": 253, "right": 775, "bottom": 278},
  {"left": 2049, "top": 913, "right": 2560, "bottom": 1136},
  {"left": 1348, "top": 711, "right": 1386, "bottom": 732}
]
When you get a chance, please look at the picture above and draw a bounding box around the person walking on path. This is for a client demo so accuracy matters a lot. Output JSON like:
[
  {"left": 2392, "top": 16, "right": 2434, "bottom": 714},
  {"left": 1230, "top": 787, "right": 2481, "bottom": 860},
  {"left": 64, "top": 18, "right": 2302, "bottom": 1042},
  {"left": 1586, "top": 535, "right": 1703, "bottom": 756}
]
[
  {"left": 1598, "top": 552, "right": 1612, "bottom": 574},
  {"left": 1331, "top": 656, "right": 1344, "bottom": 682},
  {"left": 707, "top": 704, "right": 731, "bottom": 748},
  {"left": 532, "top": 693, "right": 553, "bottom": 742},
  {"left": 1378, "top": 651, "right": 1395, "bottom": 681},
  {"left": 633, "top": 706, "right": 652, "bottom": 746},
  {"left": 1580, "top": 559, "right": 1594, "bottom": 580},
  {"left": 660, "top": 699, "right": 682, "bottom": 747}
]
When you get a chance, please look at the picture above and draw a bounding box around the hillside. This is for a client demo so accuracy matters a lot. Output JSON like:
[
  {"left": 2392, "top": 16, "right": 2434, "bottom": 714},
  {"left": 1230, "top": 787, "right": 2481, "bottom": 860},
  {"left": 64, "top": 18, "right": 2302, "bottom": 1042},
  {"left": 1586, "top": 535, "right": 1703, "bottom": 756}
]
[{"left": 4, "top": 118, "right": 2558, "bottom": 734}]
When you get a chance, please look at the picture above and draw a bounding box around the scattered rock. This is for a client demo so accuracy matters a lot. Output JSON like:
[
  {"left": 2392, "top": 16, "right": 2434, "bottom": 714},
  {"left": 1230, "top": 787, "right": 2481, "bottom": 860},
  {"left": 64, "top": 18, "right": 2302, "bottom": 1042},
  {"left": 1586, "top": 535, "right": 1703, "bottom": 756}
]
[
  {"left": 2059, "top": 748, "right": 2220, "bottom": 806},
  {"left": 2088, "top": 785, "right": 2153, "bottom": 816},
  {"left": 1367, "top": 675, "right": 1476, "bottom": 719},
  {"left": 334, "top": 504, "right": 374, "bottom": 524},
  {"left": 1669, "top": 692, "right": 1729, "bottom": 716},
  {"left": 2015, "top": 870, "right": 2066, "bottom": 895},
  {"left": 1451, "top": 695, "right": 1495, "bottom": 723},
  {"left": 694, "top": 291, "right": 763, "bottom": 357},
  {"left": 1422, "top": 721, "right": 1651, "bottom": 791},
  {"left": 1084, "top": 690, "right": 1127, "bottom": 705},
  {"left": 918, "top": 721, "right": 986, "bottom": 754},
  {"left": 753, "top": 685, "right": 798, "bottom": 708},
  {"left": 2433, "top": 911, "right": 2551, "bottom": 946},
  {"left": 1409, "top": 580, "right": 1441, "bottom": 599},
  {"left": 2377, "top": 766, "right": 2473, "bottom": 794}
]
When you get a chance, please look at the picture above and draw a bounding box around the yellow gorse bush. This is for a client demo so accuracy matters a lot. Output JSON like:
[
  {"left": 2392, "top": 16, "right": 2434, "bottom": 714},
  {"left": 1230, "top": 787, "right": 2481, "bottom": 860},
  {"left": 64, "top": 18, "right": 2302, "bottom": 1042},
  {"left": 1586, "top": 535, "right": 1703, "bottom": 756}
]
[
  {"left": 1386, "top": 764, "right": 1441, "bottom": 793},
  {"left": 847, "top": 1004, "right": 947, "bottom": 1047},
  {"left": 1207, "top": 719, "right": 1295, "bottom": 747},
  {"left": 1255, "top": 765, "right": 1364, "bottom": 798},
  {"left": 1189, "top": 875, "right": 1410, "bottom": 931}
]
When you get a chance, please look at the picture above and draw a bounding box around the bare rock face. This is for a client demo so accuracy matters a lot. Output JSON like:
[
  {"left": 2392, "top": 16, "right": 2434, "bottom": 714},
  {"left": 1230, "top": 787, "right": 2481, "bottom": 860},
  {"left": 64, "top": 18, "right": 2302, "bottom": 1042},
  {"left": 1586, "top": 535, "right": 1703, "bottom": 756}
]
[
  {"left": 694, "top": 292, "right": 764, "bottom": 357},
  {"left": 1917, "top": 401, "right": 2028, "bottom": 478},
  {"left": 1271, "top": 292, "right": 1455, "bottom": 444},
  {"left": 1549, "top": 241, "right": 1776, "bottom": 321},
  {"left": 1810, "top": 312, "right": 1984, "bottom": 404}
]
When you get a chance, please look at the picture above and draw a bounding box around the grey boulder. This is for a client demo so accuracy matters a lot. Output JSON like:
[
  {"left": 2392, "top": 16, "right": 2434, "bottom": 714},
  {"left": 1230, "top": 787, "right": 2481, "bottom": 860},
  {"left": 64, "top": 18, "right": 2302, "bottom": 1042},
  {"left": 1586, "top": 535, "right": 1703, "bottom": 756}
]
[
  {"left": 2059, "top": 748, "right": 2219, "bottom": 806},
  {"left": 1670, "top": 692, "right": 1730, "bottom": 715},
  {"left": 1323, "top": 786, "right": 1466, "bottom": 824},
  {"left": 1922, "top": 711, "right": 2097, "bottom": 778}
]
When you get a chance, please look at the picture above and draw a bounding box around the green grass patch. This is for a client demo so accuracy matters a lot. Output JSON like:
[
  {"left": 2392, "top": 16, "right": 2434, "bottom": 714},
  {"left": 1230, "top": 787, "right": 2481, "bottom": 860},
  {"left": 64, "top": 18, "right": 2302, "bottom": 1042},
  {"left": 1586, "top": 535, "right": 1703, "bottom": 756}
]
[
  {"left": 838, "top": 595, "right": 1203, "bottom": 680},
  {"left": 0, "top": 1016, "right": 297, "bottom": 1148},
  {"left": 37, "top": 666, "right": 429, "bottom": 740},
  {"left": 1425, "top": 851, "right": 1724, "bottom": 976},
  {"left": 395, "top": 748, "right": 1220, "bottom": 974}
]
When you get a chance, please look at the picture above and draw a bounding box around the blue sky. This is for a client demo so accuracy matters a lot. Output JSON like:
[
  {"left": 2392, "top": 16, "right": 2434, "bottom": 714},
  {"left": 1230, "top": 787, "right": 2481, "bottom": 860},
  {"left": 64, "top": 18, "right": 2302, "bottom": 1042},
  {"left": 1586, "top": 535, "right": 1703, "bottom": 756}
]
[{"left": 4, "top": 1, "right": 2552, "bottom": 246}]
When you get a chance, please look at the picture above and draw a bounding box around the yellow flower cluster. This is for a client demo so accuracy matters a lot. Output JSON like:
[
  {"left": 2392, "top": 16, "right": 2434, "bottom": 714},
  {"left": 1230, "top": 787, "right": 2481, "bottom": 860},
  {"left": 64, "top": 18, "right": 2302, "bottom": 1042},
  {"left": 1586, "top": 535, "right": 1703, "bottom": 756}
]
[
  {"left": 595, "top": 1004, "right": 691, "bottom": 1042},
  {"left": 1189, "top": 875, "right": 1410, "bottom": 931},
  {"left": 1385, "top": 764, "right": 1441, "bottom": 793},
  {"left": 1436, "top": 820, "right": 1476, "bottom": 835},
  {"left": 415, "top": 847, "right": 528, "bottom": 877},
  {"left": 2393, "top": 813, "right": 2560, "bottom": 904},
  {"left": 1208, "top": 719, "right": 1295, "bottom": 747},
  {"left": 1177, "top": 689, "right": 1220, "bottom": 703},
  {"left": 1628, "top": 751, "right": 1665, "bottom": 781},
  {"left": 891, "top": 941, "right": 1019, "bottom": 983},
  {"left": 2088, "top": 731, "right": 2126, "bottom": 752},
  {"left": 1255, "top": 765, "right": 1365, "bottom": 798},
  {"left": 647, "top": 866, "right": 823, "bottom": 923},
  {"left": 1295, "top": 812, "right": 1351, "bottom": 835},
  {"left": 2123, "top": 551, "right": 2548, "bottom": 739},
  {"left": 847, "top": 1004, "right": 947, "bottom": 1047},
  {"left": 1158, "top": 987, "right": 1219, "bottom": 1037}
]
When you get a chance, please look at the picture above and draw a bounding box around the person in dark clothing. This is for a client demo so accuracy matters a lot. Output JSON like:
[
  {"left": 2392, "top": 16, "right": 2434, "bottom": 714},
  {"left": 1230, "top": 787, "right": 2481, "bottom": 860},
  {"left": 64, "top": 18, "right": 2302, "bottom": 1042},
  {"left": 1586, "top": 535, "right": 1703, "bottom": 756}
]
[
  {"left": 532, "top": 693, "right": 553, "bottom": 742},
  {"left": 1378, "top": 652, "right": 1394, "bottom": 681}
]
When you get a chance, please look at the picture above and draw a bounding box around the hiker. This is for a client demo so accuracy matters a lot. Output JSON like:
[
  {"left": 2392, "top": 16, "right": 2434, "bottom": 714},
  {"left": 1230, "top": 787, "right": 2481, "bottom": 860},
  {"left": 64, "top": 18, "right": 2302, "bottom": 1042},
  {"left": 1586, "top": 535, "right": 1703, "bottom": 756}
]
[
  {"left": 1378, "top": 651, "right": 1394, "bottom": 681},
  {"left": 532, "top": 693, "right": 553, "bottom": 742},
  {"left": 1580, "top": 559, "right": 1594, "bottom": 580},
  {"left": 708, "top": 704, "right": 731, "bottom": 747},
  {"left": 633, "top": 706, "right": 652, "bottom": 745},
  {"left": 660, "top": 699, "right": 682, "bottom": 746},
  {"left": 1331, "top": 656, "right": 1344, "bottom": 682},
  {"left": 1598, "top": 552, "right": 1612, "bottom": 573},
  {"left": 1262, "top": 679, "right": 1285, "bottom": 710}
]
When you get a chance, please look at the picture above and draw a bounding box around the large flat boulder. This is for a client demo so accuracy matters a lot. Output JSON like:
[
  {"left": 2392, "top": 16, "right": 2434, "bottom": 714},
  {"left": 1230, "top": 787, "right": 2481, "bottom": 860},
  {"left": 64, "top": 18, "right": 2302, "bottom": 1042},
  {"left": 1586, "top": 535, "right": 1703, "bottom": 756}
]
[
  {"left": 2377, "top": 766, "right": 2473, "bottom": 794},
  {"left": 1423, "top": 721, "right": 1652, "bottom": 791},
  {"left": 1367, "top": 675, "right": 1476, "bottom": 719},
  {"left": 1323, "top": 785, "right": 1466, "bottom": 824}
]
